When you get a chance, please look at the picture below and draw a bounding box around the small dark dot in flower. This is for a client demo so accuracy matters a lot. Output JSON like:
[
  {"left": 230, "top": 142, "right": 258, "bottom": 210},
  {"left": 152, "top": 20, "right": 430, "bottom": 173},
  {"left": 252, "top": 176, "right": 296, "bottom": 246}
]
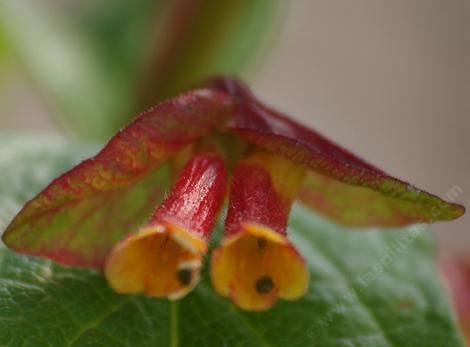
[
  {"left": 257, "top": 238, "right": 267, "bottom": 249},
  {"left": 255, "top": 276, "right": 274, "bottom": 294},
  {"left": 176, "top": 269, "right": 192, "bottom": 286}
]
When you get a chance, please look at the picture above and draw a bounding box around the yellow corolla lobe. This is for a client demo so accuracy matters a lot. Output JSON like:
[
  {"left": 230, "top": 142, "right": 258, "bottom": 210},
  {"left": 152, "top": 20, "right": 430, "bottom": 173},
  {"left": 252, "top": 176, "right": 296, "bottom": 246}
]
[
  {"left": 211, "top": 223, "right": 309, "bottom": 311},
  {"left": 105, "top": 221, "right": 205, "bottom": 300}
]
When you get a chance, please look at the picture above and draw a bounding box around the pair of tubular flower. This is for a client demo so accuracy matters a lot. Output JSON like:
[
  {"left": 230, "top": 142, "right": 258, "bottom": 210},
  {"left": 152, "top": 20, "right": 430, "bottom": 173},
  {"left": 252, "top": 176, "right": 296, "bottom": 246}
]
[
  {"left": 2, "top": 77, "right": 464, "bottom": 311},
  {"left": 105, "top": 149, "right": 307, "bottom": 310}
]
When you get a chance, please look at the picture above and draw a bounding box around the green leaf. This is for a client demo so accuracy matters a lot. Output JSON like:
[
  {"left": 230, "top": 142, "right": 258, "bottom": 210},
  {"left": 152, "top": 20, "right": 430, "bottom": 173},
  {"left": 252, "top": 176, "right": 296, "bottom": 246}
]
[{"left": 0, "top": 134, "right": 465, "bottom": 347}]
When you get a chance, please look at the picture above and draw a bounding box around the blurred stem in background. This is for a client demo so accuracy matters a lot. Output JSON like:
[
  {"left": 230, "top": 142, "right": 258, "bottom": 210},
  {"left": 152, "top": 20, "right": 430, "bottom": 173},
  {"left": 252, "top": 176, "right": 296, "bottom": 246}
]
[
  {"left": 139, "top": 0, "right": 280, "bottom": 105},
  {"left": 0, "top": 0, "right": 284, "bottom": 141}
]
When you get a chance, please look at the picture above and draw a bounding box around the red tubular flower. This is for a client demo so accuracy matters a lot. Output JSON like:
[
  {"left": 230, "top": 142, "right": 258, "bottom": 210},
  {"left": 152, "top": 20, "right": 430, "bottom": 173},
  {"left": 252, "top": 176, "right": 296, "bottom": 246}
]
[
  {"left": 105, "top": 153, "right": 227, "bottom": 299},
  {"left": 2, "top": 76, "right": 464, "bottom": 309},
  {"left": 211, "top": 151, "right": 308, "bottom": 310}
]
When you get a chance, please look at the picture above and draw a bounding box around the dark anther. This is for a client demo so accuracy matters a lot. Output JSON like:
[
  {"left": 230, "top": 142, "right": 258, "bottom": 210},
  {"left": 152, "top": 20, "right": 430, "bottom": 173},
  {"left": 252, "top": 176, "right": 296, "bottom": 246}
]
[
  {"left": 257, "top": 238, "right": 267, "bottom": 249},
  {"left": 255, "top": 276, "right": 274, "bottom": 294},
  {"left": 176, "top": 269, "right": 192, "bottom": 286}
]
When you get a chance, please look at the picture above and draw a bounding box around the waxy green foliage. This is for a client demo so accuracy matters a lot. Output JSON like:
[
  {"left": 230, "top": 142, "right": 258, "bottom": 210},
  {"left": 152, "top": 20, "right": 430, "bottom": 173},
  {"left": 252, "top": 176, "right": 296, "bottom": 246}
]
[{"left": 0, "top": 134, "right": 465, "bottom": 346}]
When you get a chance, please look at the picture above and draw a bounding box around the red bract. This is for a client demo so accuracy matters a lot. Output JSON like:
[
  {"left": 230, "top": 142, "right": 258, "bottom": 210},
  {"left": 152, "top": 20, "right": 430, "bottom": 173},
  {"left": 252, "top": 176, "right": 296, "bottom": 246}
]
[
  {"left": 2, "top": 89, "right": 232, "bottom": 268},
  {"left": 2, "top": 77, "right": 464, "bottom": 309},
  {"left": 208, "top": 78, "right": 464, "bottom": 227}
]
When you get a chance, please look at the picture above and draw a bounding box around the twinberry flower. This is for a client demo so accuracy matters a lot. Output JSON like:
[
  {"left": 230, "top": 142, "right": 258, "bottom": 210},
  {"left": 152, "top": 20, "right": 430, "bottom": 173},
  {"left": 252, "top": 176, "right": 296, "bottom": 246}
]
[
  {"left": 211, "top": 151, "right": 309, "bottom": 310},
  {"left": 2, "top": 77, "right": 464, "bottom": 310},
  {"left": 105, "top": 153, "right": 227, "bottom": 299}
]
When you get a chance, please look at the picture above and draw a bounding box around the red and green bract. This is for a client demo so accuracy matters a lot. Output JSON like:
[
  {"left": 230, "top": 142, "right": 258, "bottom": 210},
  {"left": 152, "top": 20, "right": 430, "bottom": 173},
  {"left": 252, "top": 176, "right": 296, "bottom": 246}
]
[
  {"left": 2, "top": 89, "right": 232, "bottom": 268},
  {"left": 2, "top": 77, "right": 464, "bottom": 273},
  {"left": 208, "top": 78, "right": 464, "bottom": 227}
]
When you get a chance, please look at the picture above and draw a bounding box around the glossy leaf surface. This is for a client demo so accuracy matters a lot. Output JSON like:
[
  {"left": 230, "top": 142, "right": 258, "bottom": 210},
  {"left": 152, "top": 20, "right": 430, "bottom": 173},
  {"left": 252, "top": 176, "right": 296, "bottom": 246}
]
[
  {"left": 0, "top": 134, "right": 465, "bottom": 347},
  {"left": 2, "top": 90, "right": 232, "bottom": 268}
]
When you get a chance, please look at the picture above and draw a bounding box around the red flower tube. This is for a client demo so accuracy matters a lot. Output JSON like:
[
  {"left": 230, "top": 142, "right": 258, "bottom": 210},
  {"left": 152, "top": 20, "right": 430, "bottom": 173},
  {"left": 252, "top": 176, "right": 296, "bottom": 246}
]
[
  {"left": 105, "top": 153, "right": 227, "bottom": 299},
  {"left": 211, "top": 151, "right": 309, "bottom": 311}
]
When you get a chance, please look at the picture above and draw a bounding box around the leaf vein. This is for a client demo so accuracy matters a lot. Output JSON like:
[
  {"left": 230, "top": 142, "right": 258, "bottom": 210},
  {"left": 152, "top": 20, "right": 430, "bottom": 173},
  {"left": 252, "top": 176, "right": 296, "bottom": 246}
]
[{"left": 66, "top": 296, "right": 133, "bottom": 347}]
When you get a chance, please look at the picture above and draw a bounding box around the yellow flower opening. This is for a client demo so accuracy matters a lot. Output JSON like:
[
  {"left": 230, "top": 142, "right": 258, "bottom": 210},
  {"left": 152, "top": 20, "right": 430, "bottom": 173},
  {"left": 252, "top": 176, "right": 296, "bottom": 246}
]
[
  {"left": 105, "top": 221, "right": 206, "bottom": 300},
  {"left": 211, "top": 223, "right": 309, "bottom": 311}
]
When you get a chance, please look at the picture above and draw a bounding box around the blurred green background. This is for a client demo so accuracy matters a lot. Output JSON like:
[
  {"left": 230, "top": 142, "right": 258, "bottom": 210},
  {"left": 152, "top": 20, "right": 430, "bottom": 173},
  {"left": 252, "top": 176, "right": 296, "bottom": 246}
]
[
  {"left": 0, "top": 0, "right": 283, "bottom": 139},
  {"left": 0, "top": 0, "right": 468, "bottom": 255}
]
